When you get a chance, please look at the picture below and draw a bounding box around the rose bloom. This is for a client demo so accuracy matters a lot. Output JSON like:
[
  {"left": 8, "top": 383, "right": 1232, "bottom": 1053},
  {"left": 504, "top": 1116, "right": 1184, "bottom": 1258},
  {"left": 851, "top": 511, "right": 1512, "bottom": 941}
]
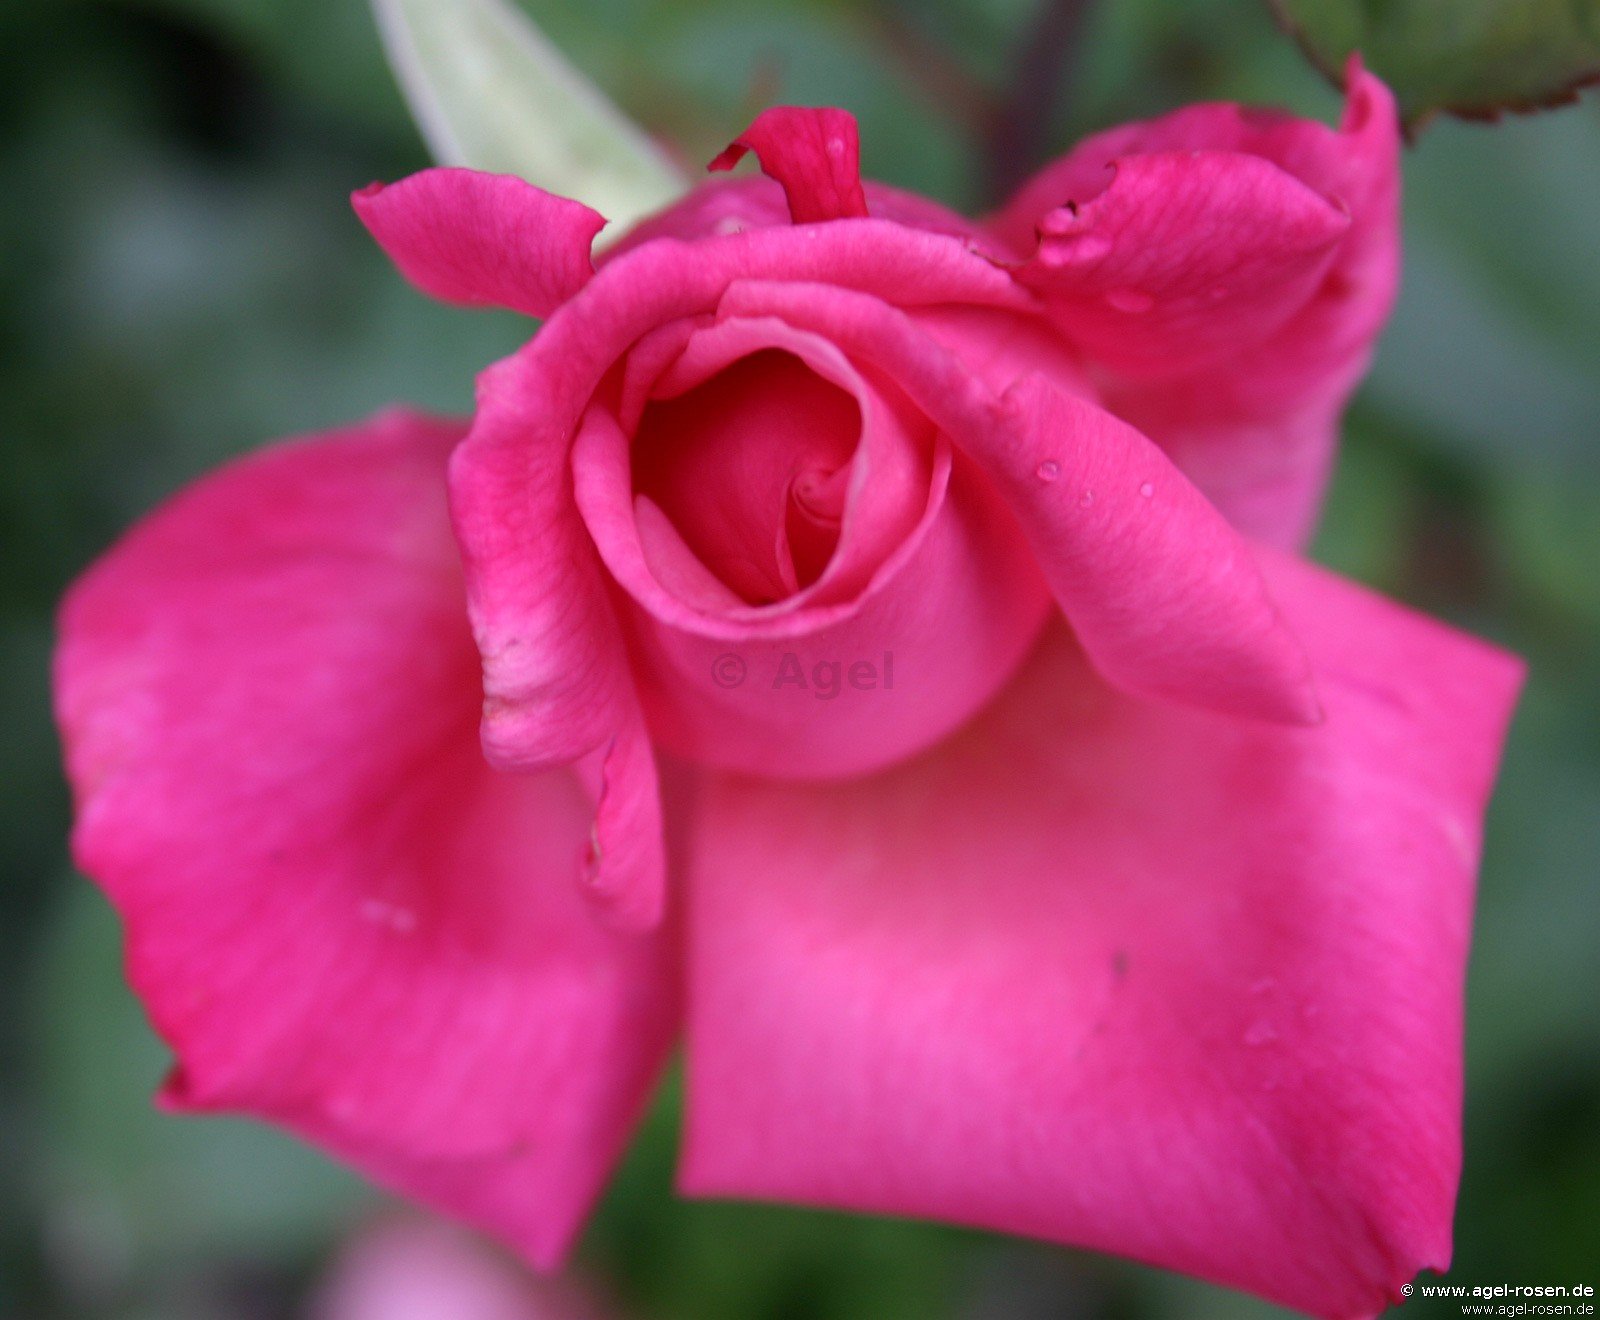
[{"left": 55, "top": 63, "right": 1521, "bottom": 1318}]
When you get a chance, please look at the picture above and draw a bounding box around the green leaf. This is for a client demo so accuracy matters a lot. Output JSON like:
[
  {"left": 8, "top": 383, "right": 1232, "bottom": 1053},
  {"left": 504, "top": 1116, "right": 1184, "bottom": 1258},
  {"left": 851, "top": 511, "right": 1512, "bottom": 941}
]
[
  {"left": 371, "top": 0, "right": 688, "bottom": 233},
  {"left": 1270, "top": 0, "right": 1600, "bottom": 129}
]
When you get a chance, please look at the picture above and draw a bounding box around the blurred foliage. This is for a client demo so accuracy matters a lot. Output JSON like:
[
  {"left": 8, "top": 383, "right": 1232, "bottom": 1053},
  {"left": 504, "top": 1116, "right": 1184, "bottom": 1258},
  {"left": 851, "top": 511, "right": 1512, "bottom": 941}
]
[
  {"left": 1, "top": 0, "right": 1597, "bottom": 1317},
  {"left": 1272, "top": 0, "right": 1600, "bottom": 128}
]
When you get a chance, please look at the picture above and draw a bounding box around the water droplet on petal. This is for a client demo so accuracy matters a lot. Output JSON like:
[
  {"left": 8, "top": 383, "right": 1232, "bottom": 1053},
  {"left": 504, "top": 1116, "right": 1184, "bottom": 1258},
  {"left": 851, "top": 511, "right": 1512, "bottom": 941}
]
[
  {"left": 1104, "top": 288, "right": 1154, "bottom": 313},
  {"left": 1035, "top": 460, "right": 1060, "bottom": 482},
  {"left": 1079, "top": 488, "right": 1096, "bottom": 507},
  {"left": 1139, "top": 481, "right": 1155, "bottom": 498}
]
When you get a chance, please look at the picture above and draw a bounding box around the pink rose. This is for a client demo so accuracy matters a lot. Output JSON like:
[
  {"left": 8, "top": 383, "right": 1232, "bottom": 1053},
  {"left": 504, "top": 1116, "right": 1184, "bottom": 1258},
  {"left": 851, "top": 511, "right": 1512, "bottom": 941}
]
[{"left": 55, "top": 63, "right": 1522, "bottom": 1318}]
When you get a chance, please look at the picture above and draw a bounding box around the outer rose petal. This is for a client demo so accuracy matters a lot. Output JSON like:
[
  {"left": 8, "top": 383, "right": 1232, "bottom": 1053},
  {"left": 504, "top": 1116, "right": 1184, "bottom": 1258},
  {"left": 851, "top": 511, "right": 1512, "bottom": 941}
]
[
  {"left": 55, "top": 412, "right": 676, "bottom": 1266},
  {"left": 991, "top": 62, "right": 1400, "bottom": 547},
  {"left": 1009, "top": 150, "right": 1349, "bottom": 376},
  {"left": 709, "top": 107, "right": 869, "bottom": 223},
  {"left": 679, "top": 554, "right": 1521, "bottom": 1317},
  {"left": 354, "top": 169, "right": 605, "bottom": 317}
]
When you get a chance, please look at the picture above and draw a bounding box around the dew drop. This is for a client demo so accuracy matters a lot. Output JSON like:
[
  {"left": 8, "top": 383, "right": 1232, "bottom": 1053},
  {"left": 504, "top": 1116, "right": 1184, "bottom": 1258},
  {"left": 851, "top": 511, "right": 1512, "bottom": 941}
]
[
  {"left": 1104, "top": 288, "right": 1154, "bottom": 313},
  {"left": 1079, "top": 488, "right": 1096, "bottom": 507},
  {"left": 1139, "top": 481, "right": 1155, "bottom": 499},
  {"left": 1035, "top": 459, "right": 1061, "bottom": 482}
]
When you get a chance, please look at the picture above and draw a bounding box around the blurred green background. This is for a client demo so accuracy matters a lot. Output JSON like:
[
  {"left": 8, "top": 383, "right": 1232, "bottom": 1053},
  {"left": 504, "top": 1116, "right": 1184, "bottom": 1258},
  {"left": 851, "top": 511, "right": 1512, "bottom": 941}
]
[{"left": 2, "top": 0, "right": 1596, "bottom": 1316}]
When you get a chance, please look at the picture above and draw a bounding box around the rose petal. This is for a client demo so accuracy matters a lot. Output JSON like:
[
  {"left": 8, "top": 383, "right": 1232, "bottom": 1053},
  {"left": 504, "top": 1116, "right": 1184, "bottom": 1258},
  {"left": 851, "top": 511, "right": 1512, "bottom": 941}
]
[
  {"left": 452, "top": 357, "right": 665, "bottom": 928},
  {"left": 354, "top": 169, "right": 605, "bottom": 317},
  {"left": 679, "top": 553, "right": 1522, "bottom": 1317},
  {"left": 55, "top": 411, "right": 676, "bottom": 1262},
  {"left": 1008, "top": 150, "right": 1349, "bottom": 376},
  {"left": 990, "top": 62, "right": 1400, "bottom": 547},
  {"left": 709, "top": 107, "right": 869, "bottom": 224}
]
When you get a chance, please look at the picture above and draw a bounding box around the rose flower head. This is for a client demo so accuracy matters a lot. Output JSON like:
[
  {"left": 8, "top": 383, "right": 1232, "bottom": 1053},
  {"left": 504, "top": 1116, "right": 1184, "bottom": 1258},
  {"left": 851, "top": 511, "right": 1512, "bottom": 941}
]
[{"left": 55, "top": 62, "right": 1521, "bottom": 1319}]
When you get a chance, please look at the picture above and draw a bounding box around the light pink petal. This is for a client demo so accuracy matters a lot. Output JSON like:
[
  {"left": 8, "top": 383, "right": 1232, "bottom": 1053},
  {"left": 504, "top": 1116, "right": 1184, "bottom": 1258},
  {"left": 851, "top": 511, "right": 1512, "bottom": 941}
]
[
  {"left": 709, "top": 107, "right": 869, "bottom": 223},
  {"left": 1008, "top": 150, "right": 1349, "bottom": 376},
  {"left": 312, "top": 1217, "right": 611, "bottom": 1320},
  {"left": 55, "top": 412, "right": 676, "bottom": 1265},
  {"left": 353, "top": 169, "right": 605, "bottom": 318},
  {"left": 680, "top": 555, "right": 1522, "bottom": 1317},
  {"left": 712, "top": 280, "right": 1320, "bottom": 725},
  {"left": 991, "top": 62, "right": 1400, "bottom": 547}
]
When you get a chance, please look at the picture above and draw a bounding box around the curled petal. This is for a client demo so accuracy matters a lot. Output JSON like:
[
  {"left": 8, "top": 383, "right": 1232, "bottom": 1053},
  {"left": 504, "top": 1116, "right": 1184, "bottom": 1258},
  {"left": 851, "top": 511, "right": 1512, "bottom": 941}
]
[
  {"left": 995, "top": 375, "right": 1320, "bottom": 723},
  {"left": 354, "top": 168, "right": 605, "bottom": 317},
  {"left": 990, "top": 62, "right": 1400, "bottom": 547},
  {"left": 55, "top": 412, "right": 677, "bottom": 1263},
  {"left": 710, "top": 107, "right": 869, "bottom": 223},
  {"left": 1012, "top": 151, "right": 1350, "bottom": 376}
]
